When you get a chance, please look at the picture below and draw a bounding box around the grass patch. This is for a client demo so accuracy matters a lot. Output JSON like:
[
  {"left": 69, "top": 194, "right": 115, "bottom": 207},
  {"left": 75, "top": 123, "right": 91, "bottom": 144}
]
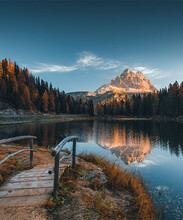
[
  {"left": 47, "top": 162, "right": 128, "bottom": 219},
  {"left": 79, "top": 153, "right": 156, "bottom": 220},
  {"left": 0, "top": 152, "right": 29, "bottom": 186},
  {"left": 47, "top": 164, "right": 84, "bottom": 210},
  {"left": 82, "top": 190, "right": 126, "bottom": 219},
  {"left": 46, "top": 154, "right": 156, "bottom": 219}
]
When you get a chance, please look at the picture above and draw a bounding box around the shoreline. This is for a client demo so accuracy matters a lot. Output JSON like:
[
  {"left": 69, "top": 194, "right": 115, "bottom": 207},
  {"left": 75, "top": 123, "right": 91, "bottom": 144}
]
[
  {"left": 0, "top": 114, "right": 94, "bottom": 126},
  {"left": 47, "top": 154, "right": 155, "bottom": 219},
  {"left": 0, "top": 112, "right": 183, "bottom": 126},
  {"left": 0, "top": 146, "right": 155, "bottom": 219}
]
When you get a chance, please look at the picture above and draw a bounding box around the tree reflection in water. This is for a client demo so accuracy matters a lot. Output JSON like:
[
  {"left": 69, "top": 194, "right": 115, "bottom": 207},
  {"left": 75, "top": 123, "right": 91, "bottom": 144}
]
[{"left": 0, "top": 120, "right": 182, "bottom": 162}]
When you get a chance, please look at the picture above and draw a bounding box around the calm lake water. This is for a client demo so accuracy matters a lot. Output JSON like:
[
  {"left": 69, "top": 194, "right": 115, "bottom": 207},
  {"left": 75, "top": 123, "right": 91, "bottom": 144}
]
[{"left": 0, "top": 119, "right": 183, "bottom": 219}]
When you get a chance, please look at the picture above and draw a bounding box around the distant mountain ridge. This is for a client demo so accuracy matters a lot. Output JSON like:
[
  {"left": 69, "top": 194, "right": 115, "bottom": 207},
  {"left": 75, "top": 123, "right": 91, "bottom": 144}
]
[{"left": 67, "top": 69, "right": 157, "bottom": 104}]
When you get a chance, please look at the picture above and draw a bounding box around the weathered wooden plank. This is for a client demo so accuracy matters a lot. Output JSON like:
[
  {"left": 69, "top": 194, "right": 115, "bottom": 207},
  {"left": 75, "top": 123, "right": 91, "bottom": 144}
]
[
  {"left": 53, "top": 153, "right": 60, "bottom": 196},
  {"left": 0, "top": 188, "right": 53, "bottom": 198},
  {"left": 51, "top": 136, "right": 78, "bottom": 196},
  {"left": 9, "top": 177, "right": 54, "bottom": 183},
  {"left": 1, "top": 180, "right": 54, "bottom": 190},
  {"left": 72, "top": 139, "right": 76, "bottom": 168},
  {"left": 0, "top": 149, "right": 73, "bottom": 208},
  {"left": 0, "top": 194, "right": 50, "bottom": 207},
  {"left": 0, "top": 149, "right": 36, "bottom": 165},
  {"left": 51, "top": 135, "right": 78, "bottom": 156},
  {"left": 30, "top": 138, "right": 33, "bottom": 168},
  {"left": 0, "top": 135, "right": 37, "bottom": 145}
]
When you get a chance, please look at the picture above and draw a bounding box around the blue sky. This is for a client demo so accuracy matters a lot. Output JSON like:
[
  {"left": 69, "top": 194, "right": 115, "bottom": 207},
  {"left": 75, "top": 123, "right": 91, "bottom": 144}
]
[{"left": 0, "top": 0, "right": 183, "bottom": 92}]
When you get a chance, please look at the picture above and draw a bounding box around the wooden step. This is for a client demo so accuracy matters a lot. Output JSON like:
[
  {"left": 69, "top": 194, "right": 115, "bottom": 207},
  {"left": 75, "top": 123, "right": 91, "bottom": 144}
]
[
  {"left": 0, "top": 162, "right": 71, "bottom": 208},
  {"left": 0, "top": 187, "right": 53, "bottom": 198},
  {"left": 0, "top": 194, "right": 50, "bottom": 207}
]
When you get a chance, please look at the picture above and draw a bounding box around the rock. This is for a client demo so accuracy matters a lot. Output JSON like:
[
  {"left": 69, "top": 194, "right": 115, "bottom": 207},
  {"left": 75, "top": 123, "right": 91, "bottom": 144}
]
[{"left": 0, "top": 109, "right": 17, "bottom": 116}]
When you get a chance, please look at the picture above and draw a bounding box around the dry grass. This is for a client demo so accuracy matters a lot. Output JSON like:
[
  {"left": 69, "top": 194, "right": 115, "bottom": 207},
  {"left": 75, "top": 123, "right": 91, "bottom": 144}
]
[
  {"left": 47, "top": 162, "right": 129, "bottom": 219},
  {"left": 46, "top": 156, "right": 155, "bottom": 219},
  {"left": 0, "top": 152, "right": 29, "bottom": 186},
  {"left": 79, "top": 154, "right": 156, "bottom": 220},
  {"left": 0, "top": 144, "right": 54, "bottom": 187},
  {"left": 47, "top": 164, "right": 82, "bottom": 208},
  {"left": 81, "top": 190, "right": 126, "bottom": 219}
]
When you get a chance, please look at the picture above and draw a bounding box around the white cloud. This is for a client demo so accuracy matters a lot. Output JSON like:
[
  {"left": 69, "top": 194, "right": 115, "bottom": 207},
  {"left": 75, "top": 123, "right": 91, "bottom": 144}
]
[
  {"left": 77, "top": 52, "right": 102, "bottom": 67},
  {"left": 28, "top": 52, "right": 167, "bottom": 81},
  {"left": 133, "top": 159, "right": 158, "bottom": 168},
  {"left": 30, "top": 63, "right": 77, "bottom": 74},
  {"left": 153, "top": 74, "right": 169, "bottom": 79},
  {"left": 29, "top": 52, "right": 122, "bottom": 74},
  {"left": 132, "top": 66, "right": 168, "bottom": 79},
  {"left": 132, "top": 66, "right": 158, "bottom": 75},
  {"left": 76, "top": 52, "right": 123, "bottom": 71}
]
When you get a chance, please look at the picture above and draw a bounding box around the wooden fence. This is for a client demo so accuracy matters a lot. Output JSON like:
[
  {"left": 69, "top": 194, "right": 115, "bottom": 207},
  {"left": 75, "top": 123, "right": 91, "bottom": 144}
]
[{"left": 0, "top": 135, "right": 37, "bottom": 168}]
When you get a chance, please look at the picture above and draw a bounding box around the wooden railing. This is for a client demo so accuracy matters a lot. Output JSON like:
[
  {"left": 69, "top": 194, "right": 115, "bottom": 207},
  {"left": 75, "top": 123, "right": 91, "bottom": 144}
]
[
  {"left": 0, "top": 135, "right": 37, "bottom": 168},
  {"left": 50, "top": 136, "right": 78, "bottom": 196}
]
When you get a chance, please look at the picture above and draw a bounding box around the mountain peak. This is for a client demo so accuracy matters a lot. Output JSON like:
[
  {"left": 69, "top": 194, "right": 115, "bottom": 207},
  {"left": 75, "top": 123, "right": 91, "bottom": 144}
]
[
  {"left": 69, "top": 69, "right": 158, "bottom": 104},
  {"left": 121, "top": 68, "right": 134, "bottom": 76},
  {"left": 96, "top": 69, "right": 157, "bottom": 94}
]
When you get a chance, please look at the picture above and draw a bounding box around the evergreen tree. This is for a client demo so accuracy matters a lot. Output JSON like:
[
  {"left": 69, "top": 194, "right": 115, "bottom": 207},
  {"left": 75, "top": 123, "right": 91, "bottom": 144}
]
[
  {"left": 152, "top": 93, "right": 159, "bottom": 116},
  {"left": 0, "top": 62, "right": 3, "bottom": 77},
  {"left": 1, "top": 58, "right": 8, "bottom": 74},
  {"left": 179, "top": 82, "right": 183, "bottom": 114},
  {"left": 89, "top": 99, "right": 94, "bottom": 116},
  {"left": 48, "top": 86, "right": 55, "bottom": 112},
  {"left": 103, "top": 103, "right": 107, "bottom": 115},
  {"left": 41, "top": 90, "right": 49, "bottom": 113},
  {"left": 1, "top": 58, "right": 183, "bottom": 118},
  {"left": 66, "top": 103, "right": 69, "bottom": 113}
]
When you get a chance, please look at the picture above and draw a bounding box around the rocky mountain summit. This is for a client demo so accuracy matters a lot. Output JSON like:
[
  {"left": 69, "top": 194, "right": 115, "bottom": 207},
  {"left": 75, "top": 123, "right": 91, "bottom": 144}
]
[
  {"left": 96, "top": 69, "right": 157, "bottom": 94},
  {"left": 67, "top": 69, "right": 157, "bottom": 104}
]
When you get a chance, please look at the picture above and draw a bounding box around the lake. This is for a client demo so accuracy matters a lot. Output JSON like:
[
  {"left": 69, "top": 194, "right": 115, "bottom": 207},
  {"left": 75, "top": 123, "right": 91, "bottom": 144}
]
[{"left": 0, "top": 119, "right": 183, "bottom": 219}]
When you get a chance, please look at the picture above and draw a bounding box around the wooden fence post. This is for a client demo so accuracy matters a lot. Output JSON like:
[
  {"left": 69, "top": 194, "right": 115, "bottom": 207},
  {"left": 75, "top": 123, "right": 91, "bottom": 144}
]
[
  {"left": 72, "top": 139, "right": 76, "bottom": 168},
  {"left": 53, "top": 153, "right": 60, "bottom": 196},
  {"left": 30, "top": 138, "right": 33, "bottom": 168}
]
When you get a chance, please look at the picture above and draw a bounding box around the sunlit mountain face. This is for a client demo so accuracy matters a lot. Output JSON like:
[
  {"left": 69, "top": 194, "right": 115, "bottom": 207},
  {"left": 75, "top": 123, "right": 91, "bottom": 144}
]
[
  {"left": 92, "top": 121, "right": 156, "bottom": 165},
  {"left": 67, "top": 69, "right": 157, "bottom": 104},
  {"left": 96, "top": 68, "right": 157, "bottom": 94}
]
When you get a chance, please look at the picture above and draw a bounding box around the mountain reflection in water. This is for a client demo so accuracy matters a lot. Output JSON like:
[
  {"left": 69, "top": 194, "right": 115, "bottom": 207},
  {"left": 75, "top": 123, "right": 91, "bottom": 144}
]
[
  {"left": 0, "top": 120, "right": 182, "bottom": 165},
  {"left": 92, "top": 120, "right": 183, "bottom": 166},
  {"left": 95, "top": 123, "right": 152, "bottom": 165},
  {"left": 0, "top": 119, "right": 183, "bottom": 219}
]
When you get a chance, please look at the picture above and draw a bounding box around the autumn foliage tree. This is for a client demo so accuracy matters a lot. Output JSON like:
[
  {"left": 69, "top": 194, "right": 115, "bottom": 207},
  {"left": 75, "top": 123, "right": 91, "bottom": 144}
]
[
  {"left": 48, "top": 85, "right": 55, "bottom": 112},
  {"left": 41, "top": 90, "right": 49, "bottom": 113},
  {"left": 0, "top": 58, "right": 94, "bottom": 115}
]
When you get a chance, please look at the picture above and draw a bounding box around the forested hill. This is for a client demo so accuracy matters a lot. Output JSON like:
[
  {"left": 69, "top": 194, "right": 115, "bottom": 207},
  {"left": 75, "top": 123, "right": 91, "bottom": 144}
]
[
  {"left": 0, "top": 58, "right": 94, "bottom": 115},
  {"left": 95, "top": 81, "right": 183, "bottom": 117}
]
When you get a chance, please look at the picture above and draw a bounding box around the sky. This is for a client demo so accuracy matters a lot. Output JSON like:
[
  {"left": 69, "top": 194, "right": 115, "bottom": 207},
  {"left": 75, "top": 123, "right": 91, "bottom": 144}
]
[{"left": 0, "top": 0, "right": 183, "bottom": 92}]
